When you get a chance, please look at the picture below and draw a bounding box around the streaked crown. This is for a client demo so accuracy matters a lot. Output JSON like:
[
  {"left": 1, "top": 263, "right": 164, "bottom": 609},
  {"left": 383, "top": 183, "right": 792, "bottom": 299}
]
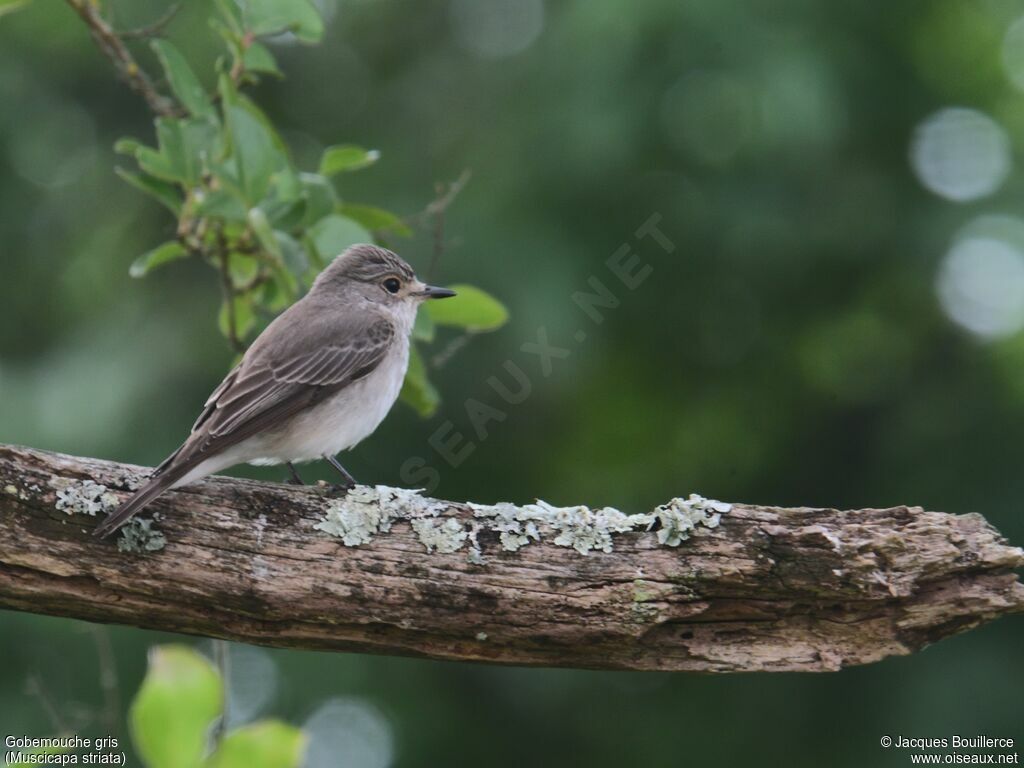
[{"left": 311, "top": 244, "right": 414, "bottom": 293}]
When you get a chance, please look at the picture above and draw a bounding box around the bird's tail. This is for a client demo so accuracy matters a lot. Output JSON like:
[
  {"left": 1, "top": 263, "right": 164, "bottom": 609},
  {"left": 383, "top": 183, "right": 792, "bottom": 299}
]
[{"left": 92, "top": 464, "right": 189, "bottom": 539}]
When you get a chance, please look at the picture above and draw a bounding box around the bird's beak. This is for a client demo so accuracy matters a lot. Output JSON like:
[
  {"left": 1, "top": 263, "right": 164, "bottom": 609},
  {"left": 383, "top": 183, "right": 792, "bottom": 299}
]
[{"left": 418, "top": 285, "right": 457, "bottom": 300}]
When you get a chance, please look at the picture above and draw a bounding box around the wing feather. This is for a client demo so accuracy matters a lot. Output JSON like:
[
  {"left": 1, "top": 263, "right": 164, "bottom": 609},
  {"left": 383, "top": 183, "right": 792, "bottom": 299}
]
[{"left": 167, "top": 317, "right": 395, "bottom": 472}]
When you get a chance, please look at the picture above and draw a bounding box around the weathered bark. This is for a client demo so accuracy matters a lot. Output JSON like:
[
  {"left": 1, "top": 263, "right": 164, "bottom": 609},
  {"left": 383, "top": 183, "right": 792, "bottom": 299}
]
[{"left": 0, "top": 444, "right": 1021, "bottom": 673}]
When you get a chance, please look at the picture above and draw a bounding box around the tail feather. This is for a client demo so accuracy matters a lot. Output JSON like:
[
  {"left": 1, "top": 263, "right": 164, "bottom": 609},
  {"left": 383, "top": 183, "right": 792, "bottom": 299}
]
[{"left": 93, "top": 465, "right": 188, "bottom": 539}]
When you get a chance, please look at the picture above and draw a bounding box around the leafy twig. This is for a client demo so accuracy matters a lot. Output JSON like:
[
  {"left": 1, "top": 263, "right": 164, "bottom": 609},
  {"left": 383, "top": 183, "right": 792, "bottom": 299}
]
[
  {"left": 118, "top": 3, "right": 182, "bottom": 40},
  {"left": 64, "top": 0, "right": 178, "bottom": 117}
]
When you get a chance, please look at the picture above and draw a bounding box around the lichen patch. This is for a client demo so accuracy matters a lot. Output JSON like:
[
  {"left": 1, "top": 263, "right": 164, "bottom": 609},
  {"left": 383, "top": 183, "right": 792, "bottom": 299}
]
[
  {"left": 52, "top": 477, "right": 166, "bottom": 552},
  {"left": 316, "top": 488, "right": 731, "bottom": 560},
  {"left": 411, "top": 517, "right": 467, "bottom": 553},
  {"left": 117, "top": 517, "right": 167, "bottom": 553},
  {"left": 649, "top": 495, "right": 730, "bottom": 547},
  {"left": 314, "top": 484, "right": 447, "bottom": 546},
  {"left": 53, "top": 479, "right": 119, "bottom": 517}
]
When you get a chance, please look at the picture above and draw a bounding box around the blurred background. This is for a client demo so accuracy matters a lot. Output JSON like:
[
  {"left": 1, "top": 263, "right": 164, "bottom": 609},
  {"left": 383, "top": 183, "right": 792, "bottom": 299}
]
[{"left": 2, "top": 0, "right": 1024, "bottom": 765}]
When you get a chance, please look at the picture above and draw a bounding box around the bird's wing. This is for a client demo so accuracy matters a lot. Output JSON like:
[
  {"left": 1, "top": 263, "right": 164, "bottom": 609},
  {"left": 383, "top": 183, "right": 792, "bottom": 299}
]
[{"left": 164, "top": 316, "right": 395, "bottom": 474}]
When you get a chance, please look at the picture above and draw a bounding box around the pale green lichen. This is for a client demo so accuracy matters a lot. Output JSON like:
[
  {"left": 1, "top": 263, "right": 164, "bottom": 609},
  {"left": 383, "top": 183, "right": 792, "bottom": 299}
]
[
  {"left": 316, "top": 487, "right": 731, "bottom": 560},
  {"left": 649, "top": 494, "right": 730, "bottom": 546},
  {"left": 314, "top": 485, "right": 445, "bottom": 546},
  {"left": 52, "top": 477, "right": 165, "bottom": 553},
  {"left": 54, "top": 479, "right": 119, "bottom": 516},
  {"left": 529, "top": 501, "right": 639, "bottom": 555},
  {"left": 469, "top": 502, "right": 540, "bottom": 552},
  {"left": 112, "top": 470, "right": 146, "bottom": 492},
  {"left": 117, "top": 517, "right": 167, "bottom": 553},
  {"left": 470, "top": 495, "right": 729, "bottom": 555},
  {"left": 411, "top": 517, "right": 467, "bottom": 553},
  {"left": 466, "top": 523, "right": 485, "bottom": 564},
  {"left": 475, "top": 631, "right": 488, "bottom": 641}
]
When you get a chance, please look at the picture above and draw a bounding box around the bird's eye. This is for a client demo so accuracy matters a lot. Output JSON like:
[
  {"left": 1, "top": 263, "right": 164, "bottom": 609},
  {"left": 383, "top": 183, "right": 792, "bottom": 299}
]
[{"left": 383, "top": 277, "right": 401, "bottom": 294}]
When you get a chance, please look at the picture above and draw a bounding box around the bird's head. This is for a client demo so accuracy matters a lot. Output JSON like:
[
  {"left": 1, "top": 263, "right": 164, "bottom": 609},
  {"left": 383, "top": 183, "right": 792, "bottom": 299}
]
[{"left": 309, "top": 244, "right": 456, "bottom": 319}]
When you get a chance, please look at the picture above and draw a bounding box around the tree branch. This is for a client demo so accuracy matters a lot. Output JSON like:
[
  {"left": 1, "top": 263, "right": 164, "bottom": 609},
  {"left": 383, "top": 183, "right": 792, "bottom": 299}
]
[
  {"left": 65, "top": 0, "right": 178, "bottom": 117},
  {"left": 1, "top": 444, "right": 1021, "bottom": 673}
]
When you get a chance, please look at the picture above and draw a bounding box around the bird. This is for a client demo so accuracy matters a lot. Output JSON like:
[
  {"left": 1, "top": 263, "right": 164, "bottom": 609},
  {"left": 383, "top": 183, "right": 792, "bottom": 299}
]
[{"left": 93, "top": 243, "right": 456, "bottom": 539}]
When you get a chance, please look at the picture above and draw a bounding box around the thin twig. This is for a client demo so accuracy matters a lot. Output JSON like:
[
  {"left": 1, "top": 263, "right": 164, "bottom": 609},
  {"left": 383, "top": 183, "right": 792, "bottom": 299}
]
[
  {"left": 405, "top": 170, "right": 471, "bottom": 282},
  {"left": 25, "top": 675, "right": 69, "bottom": 734},
  {"left": 213, "top": 640, "right": 231, "bottom": 743},
  {"left": 64, "top": 0, "right": 178, "bottom": 117},
  {"left": 118, "top": 3, "right": 182, "bottom": 40},
  {"left": 86, "top": 625, "right": 122, "bottom": 737},
  {"left": 430, "top": 332, "right": 472, "bottom": 369}
]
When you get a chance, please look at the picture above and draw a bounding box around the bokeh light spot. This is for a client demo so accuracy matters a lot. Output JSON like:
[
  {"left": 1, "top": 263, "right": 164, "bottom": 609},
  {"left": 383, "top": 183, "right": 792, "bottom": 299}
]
[
  {"left": 450, "top": 0, "right": 545, "bottom": 59},
  {"left": 937, "top": 236, "right": 1024, "bottom": 340},
  {"left": 303, "top": 697, "right": 394, "bottom": 768},
  {"left": 223, "top": 645, "right": 279, "bottom": 729},
  {"left": 910, "top": 107, "right": 1011, "bottom": 202}
]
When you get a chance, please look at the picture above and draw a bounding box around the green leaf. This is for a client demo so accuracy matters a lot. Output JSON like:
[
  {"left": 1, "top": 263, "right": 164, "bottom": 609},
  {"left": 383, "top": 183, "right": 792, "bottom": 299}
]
[
  {"left": 260, "top": 272, "right": 291, "bottom": 310},
  {"left": 237, "top": 94, "right": 291, "bottom": 157},
  {"left": 243, "top": 42, "right": 282, "bottom": 76},
  {"left": 308, "top": 214, "right": 372, "bottom": 262},
  {"left": 424, "top": 284, "right": 509, "bottom": 332},
  {"left": 298, "top": 173, "right": 336, "bottom": 227},
  {"left": 275, "top": 230, "right": 308, "bottom": 277},
  {"left": 227, "top": 105, "right": 279, "bottom": 203},
  {"left": 130, "top": 241, "right": 189, "bottom": 278},
  {"left": 114, "top": 137, "right": 143, "bottom": 156},
  {"left": 130, "top": 645, "right": 222, "bottom": 768},
  {"left": 151, "top": 40, "right": 215, "bottom": 119},
  {"left": 205, "top": 721, "right": 306, "bottom": 768},
  {"left": 218, "top": 292, "right": 256, "bottom": 340},
  {"left": 412, "top": 310, "right": 435, "bottom": 342},
  {"left": 116, "top": 168, "right": 183, "bottom": 215},
  {"left": 0, "top": 0, "right": 32, "bottom": 19},
  {"left": 217, "top": 70, "right": 240, "bottom": 110},
  {"left": 244, "top": 0, "right": 324, "bottom": 43},
  {"left": 248, "top": 207, "right": 282, "bottom": 259},
  {"left": 261, "top": 168, "right": 304, "bottom": 229},
  {"left": 135, "top": 145, "right": 180, "bottom": 183},
  {"left": 195, "top": 188, "right": 248, "bottom": 221},
  {"left": 338, "top": 204, "right": 412, "bottom": 237},
  {"left": 227, "top": 252, "right": 260, "bottom": 287},
  {"left": 210, "top": 17, "right": 243, "bottom": 61},
  {"left": 400, "top": 344, "right": 440, "bottom": 417},
  {"left": 319, "top": 145, "right": 380, "bottom": 176},
  {"left": 152, "top": 117, "right": 220, "bottom": 187},
  {"left": 215, "top": 0, "right": 245, "bottom": 35}
]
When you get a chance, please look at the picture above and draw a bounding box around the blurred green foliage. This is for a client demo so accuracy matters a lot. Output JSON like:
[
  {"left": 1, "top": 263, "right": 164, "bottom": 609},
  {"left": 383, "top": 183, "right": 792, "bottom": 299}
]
[
  {"left": 133, "top": 646, "right": 303, "bottom": 768},
  {"left": 81, "top": 0, "right": 506, "bottom": 416},
  {"left": 1, "top": 0, "right": 1023, "bottom": 766}
]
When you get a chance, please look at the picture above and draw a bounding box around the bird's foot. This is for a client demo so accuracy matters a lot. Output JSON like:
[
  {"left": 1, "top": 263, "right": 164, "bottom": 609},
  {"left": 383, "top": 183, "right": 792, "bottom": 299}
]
[
  {"left": 285, "top": 462, "right": 306, "bottom": 486},
  {"left": 320, "top": 479, "right": 356, "bottom": 498}
]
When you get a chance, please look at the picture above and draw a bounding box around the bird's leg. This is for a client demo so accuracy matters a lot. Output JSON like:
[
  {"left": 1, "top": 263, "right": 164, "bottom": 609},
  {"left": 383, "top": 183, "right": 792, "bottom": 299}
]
[
  {"left": 324, "top": 454, "right": 357, "bottom": 489},
  {"left": 285, "top": 462, "right": 305, "bottom": 486}
]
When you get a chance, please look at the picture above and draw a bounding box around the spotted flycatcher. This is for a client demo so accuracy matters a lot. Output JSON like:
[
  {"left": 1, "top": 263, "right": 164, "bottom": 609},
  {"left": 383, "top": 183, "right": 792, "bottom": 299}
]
[{"left": 93, "top": 244, "right": 456, "bottom": 538}]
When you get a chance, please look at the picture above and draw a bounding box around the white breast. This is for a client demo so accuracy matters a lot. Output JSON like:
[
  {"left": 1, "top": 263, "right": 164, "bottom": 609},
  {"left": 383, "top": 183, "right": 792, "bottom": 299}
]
[{"left": 245, "top": 336, "right": 410, "bottom": 465}]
